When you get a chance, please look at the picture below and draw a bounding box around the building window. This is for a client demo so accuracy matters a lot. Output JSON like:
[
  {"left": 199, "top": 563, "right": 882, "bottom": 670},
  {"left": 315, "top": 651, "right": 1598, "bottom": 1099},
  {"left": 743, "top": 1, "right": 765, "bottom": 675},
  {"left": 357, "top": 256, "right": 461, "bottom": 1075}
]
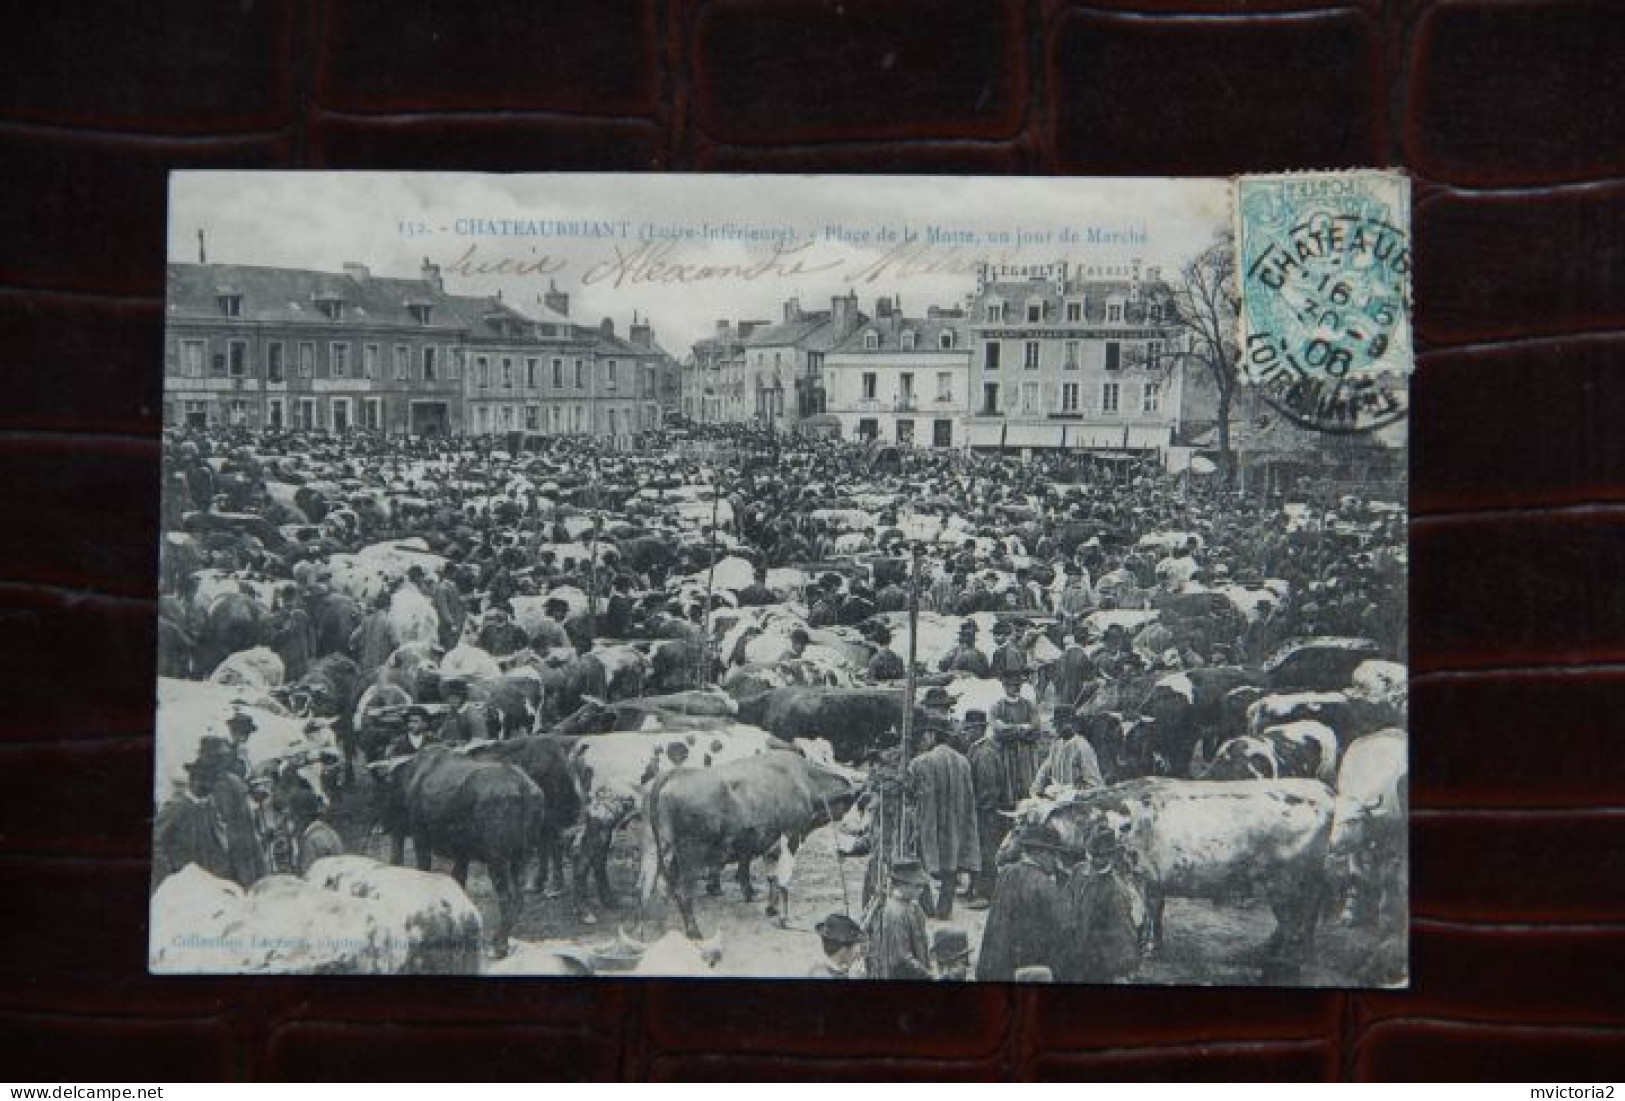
[
  {"left": 228, "top": 399, "right": 250, "bottom": 426},
  {"left": 864, "top": 331, "right": 880, "bottom": 350},
  {"left": 423, "top": 345, "right": 438, "bottom": 382},
  {"left": 939, "top": 330, "right": 954, "bottom": 350},
  {"left": 218, "top": 294, "right": 242, "bottom": 318},
  {"left": 476, "top": 357, "right": 490, "bottom": 389},
  {"left": 526, "top": 357, "right": 539, "bottom": 388},
  {"left": 1149, "top": 304, "right": 1164, "bottom": 323},
  {"left": 1066, "top": 301, "right": 1082, "bottom": 323},
  {"left": 1146, "top": 340, "right": 1163, "bottom": 368},
  {"left": 1142, "top": 380, "right": 1161, "bottom": 414},
  {"left": 267, "top": 398, "right": 284, "bottom": 430},
  {"left": 1105, "top": 341, "right": 1122, "bottom": 372},
  {"left": 181, "top": 340, "right": 205, "bottom": 379},
  {"left": 606, "top": 360, "right": 617, "bottom": 391},
  {"left": 362, "top": 344, "right": 379, "bottom": 380},
  {"left": 982, "top": 382, "right": 1000, "bottom": 415},
  {"left": 526, "top": 405, "right": 540, "bottom": 431},
  {"left": 933, "top": 419, "right": 952, "bottom": 447},
  {"left": 363, "top": 398, "right": 382, "bottom": 430},
  {"left": 1102, "top": 381, "right": 1120, "bottom": 413},
  {"left": 330, "top": 342, "right": 350, "bottom": 380},
  {"left": 266, "top": 342, "right": 284, "bottom": 383},
  {"left": 297, "top": 398, "right": 316, "bottom": 429},
  {"left": 1062, "top": 382, "right": 1080, "bottom": 412},
  {"left": 393, "top": 346, "right": 409, "bottom": 381},
  {"left": 575, "top": 360, "right": 585, "bottom": 389},
  {"left": 986, "top": 302, "right": 1005, "bottom": 323},
  {"left": 408, "top": 304, "right": 431, "bottom": 324},
  {"left": 299, "top": 342, "right": 315, "bottom": 378},
  {"left": 1024, "top": 341, "right": 1040, "bottom": 370},
  {"left": 984, "top": 342, "right": 1001, "bottom": 371},
  {"left": 1108, "top": 303, "right": 1123, "bottom": 323},
  {"left": 184, "top": 399, "right": 209, "bottom": 427},
  {"left": 477, "top": 406, "right": 491, "bottom": 433},
  {"left": 858, "top": 418, "right": 879, "bottom": 442},
  {"left": 211, "top": 348, "right": 228, "bottom": 377},
  {"left": 501, "top": 358, "right": 514, "bottom": 388},
  {"left": 552, "top": 358, "right": 563, "bottom": 388},
  {"left": 897, "top": 419, "right": 915, "bottom": 445},
  {"left": 1064, "top": 340, "right": 1080, "bottom": 369},
  {"left": 317, "top": 298, "right": 343, "bottom": 321},
  {"left": 862, "top": 372, "right": 877, "bottom": 401},
  {"left": 501, "top": 406, "right": 514, "bottom": 429},
  {"left": 936, "top": 371, "right": 953, "bottom": 401},
  {"left": 1021, "top": 381, "right": 1041, "bottom": 413},
  {"left": 901, "top": 330, "right": 916, "bottom": 350},
  {"left": 899, "top": 372, "right": 915, "bottom": 405},
  {"left": 1026, "top": 302, "right": 1041, "bottom": 323},
  {"left": 449, "top": 347, "right": 463, "bottom": 381}
]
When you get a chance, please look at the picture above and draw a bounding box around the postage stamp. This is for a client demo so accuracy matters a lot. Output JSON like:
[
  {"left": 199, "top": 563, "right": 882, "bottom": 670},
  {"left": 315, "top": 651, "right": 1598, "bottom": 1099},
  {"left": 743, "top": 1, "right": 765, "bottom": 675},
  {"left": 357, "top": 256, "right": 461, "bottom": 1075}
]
[{"left": 1235, "top": 171, "right": 1412, "bottom": 434}]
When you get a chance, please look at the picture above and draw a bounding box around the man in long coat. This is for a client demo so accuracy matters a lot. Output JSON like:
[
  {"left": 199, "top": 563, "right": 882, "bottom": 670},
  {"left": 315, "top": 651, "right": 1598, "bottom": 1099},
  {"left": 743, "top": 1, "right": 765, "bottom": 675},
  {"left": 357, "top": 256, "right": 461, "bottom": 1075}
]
[
  {"left": 906, "top": 726, "right": 980, "bottom": 919},
  {"left": 349, "top": 594, "right": 396, "bottom": 678},
  {"left": 975, "top": 836, "right": 1066, "bottom": 982},
  {"left": 867, "top": 860, "right": 934, "bottom": 980},
  {"left": 1054, "top": 833, "right": 1142, "bottom": 984}
]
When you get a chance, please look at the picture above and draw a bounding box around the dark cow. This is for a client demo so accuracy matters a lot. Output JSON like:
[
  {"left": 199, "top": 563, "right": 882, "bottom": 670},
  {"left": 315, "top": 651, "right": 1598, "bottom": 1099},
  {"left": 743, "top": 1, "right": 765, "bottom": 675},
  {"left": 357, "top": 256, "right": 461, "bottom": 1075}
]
[
  {"left": 734, "top": 686, "right": 917, "bottom": 764},
  {"left": 369, "top": 744, "right": 543, "bottom": 956},
  {"left": 308, "top": 590, "right": 364, "bottom": 657},
  {"left": 536, "top": 654, "right": 608, "bottom": 723},
  {"left": 280, "top": 654, "right": 364, "bottom": 782},
  {"left": 1081, "top": 711, "right": 1156, "bottom": 784},
  {"left": 616, "top": 534, "right": 677, "bottom": 576},
  {"left": 641, "top": 749, "right": 861, "bottom": 938},
  {"left": 648, "top": 639, "right": 709, "bottom": 692},
  {"left": 468, "top": 736, "right": 583, "bottom": 898},
  {"left": 1137, "top": 666, "right": 1266, "bottom": 776},
  {"left": 198, "top": 592, "right": 271, "bottom": 676}
]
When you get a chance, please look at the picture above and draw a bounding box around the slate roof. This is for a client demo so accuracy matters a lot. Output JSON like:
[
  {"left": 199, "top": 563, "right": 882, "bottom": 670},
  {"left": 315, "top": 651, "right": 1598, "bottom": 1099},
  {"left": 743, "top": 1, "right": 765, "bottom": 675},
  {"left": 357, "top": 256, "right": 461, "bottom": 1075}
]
[
  {"left": 828, "top": 312, "right": 968, "bottom": 354},
  {"left": 167, "top": 263, "right": 466, "bottom": 331}
]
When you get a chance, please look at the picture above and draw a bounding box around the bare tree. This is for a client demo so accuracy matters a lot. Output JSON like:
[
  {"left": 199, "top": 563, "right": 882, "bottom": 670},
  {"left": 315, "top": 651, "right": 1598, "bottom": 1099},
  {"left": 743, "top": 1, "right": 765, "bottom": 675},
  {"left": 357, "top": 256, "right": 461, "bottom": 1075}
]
[{"left": 1164, "top": 232, "right": 1241, "bottom": 483}]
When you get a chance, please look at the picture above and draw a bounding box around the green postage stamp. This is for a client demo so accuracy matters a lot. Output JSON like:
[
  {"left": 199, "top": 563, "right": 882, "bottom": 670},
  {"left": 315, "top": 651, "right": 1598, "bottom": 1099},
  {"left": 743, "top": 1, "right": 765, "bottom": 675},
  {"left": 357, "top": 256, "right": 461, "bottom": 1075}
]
[{"left": 1235, "top": 171, "right": 1412, "bottom": 434}]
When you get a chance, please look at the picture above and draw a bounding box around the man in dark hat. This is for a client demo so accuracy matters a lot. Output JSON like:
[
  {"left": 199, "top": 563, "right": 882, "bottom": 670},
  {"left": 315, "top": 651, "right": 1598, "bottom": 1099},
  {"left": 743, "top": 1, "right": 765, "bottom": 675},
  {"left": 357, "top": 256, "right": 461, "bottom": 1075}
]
[
  {"left": 438, "top": 678, "right": 489, "bottom": 744},
  {"left": 937, "top": 620, "right": 990, "bottom": 678},
  {"left": 530, "top": 597, "right": 572, "bottom": 651},
  {"left": 152, "top": 752, "right": 233, "bottom": 889},
  {"left": 604, "top": 573, "right": 637, "bottom": 636},
  {"left": 386, "top": 705, "right": 436, "bottom": 757},
  {"left": 907, "top": 722, "right": 980, "bottom": 919},
  {"left": 1054, "top": 830, "right": 1143, "bottom": 984},
  {"left": 988, "top": 619, "right": 1028, "bottom": 678},
  {"left": 931, "top": 928, "right": 974, "bottom": 981},
  {"left": 194, "top": 735, "right": 266, "bottom": 889},
  {"left": 867, "top": 859, "right": 934, "bottom": 980},
  {"left": 809, "top": 912, "right": 868, "bottom": 979},
  {"left": 223, "top": 711, "right": 256, "bottom": 778},
  {"left": 975, "top": 831, "right": 1066, "bottom": 982}
]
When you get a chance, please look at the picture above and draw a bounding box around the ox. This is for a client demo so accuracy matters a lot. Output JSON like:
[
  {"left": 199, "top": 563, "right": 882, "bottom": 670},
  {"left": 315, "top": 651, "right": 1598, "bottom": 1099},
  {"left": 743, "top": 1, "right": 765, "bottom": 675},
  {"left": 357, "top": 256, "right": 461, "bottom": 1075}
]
[
  {"left": 641, "top": 749, "right": 862, "bottom": 939},
  {"left": 1327, "top": 728, "right": 1407, "bottom": 931},
  {"left": 1003, "top": 778, "right": 1335, "bottom": 977},
  {"left": 1204, "top": 720, "right": 1340, "bottom": 783}
]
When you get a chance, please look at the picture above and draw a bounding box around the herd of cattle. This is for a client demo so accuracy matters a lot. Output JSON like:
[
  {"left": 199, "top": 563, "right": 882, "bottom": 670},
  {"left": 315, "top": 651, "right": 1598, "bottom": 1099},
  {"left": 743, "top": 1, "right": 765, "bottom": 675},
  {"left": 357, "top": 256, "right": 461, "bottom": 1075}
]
[{"left": 152, "top": 433, "right": 1406, "bottom": 978}]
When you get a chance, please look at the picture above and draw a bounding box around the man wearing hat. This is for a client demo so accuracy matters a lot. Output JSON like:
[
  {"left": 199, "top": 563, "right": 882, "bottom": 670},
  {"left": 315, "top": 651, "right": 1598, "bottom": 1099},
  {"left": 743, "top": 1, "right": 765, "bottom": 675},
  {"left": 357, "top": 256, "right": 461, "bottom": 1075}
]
[
  {"left": 866, "top": 859, "right": 934, "bottom": 980},
  {"left": 194, "top": 735, "right": 266, "bottom": 889},
  {"left": 528, "top": 597, "right": 572, "bottom": 651},
  {"left": 1031, "top": 708, "right": 1103, "bottom": 797},
  {"left": 906, "top": 722, "right": 980, "bottom": 919},
  {"left": 988, "top": 619, "right": 1029, "bottom": 678},
  {"left": 438, "top": 678, "right": 489, "bottom": 744},
  {"left": 349, "top": 591, "right": 396, "bottom": 678},
  {"left": 965, "top": 673, "right": 1042, "bottom": 906},
  {"left": 931, "top": 928, "right": 974, "bottom": 981},
  {"left": 1055, "top": 830, "right": 1143, "bottom": 983},
  {"left": 152, "top": 746, "right": 234, "bottom": 888},
  {"left": 809, "top": 913, "right": 868, "bottom": 979},
  {"left": 975, "top": 831, "right": 1066, "bottom": 982},
  {"left": 386, "top": 705, "right": 436, "bottom": 757},
  {"left": 937, "top": 620, "right": 991, "bottom": 678}
]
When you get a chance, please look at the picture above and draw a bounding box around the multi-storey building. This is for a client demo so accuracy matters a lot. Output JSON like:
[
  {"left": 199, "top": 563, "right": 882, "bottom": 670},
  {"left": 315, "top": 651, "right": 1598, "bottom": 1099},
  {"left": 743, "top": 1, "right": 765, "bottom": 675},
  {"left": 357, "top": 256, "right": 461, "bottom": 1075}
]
[
  {"left": 961, "top": 260, "right": 1187, "bottom": 454},
  {"left": 459, "top": 291, "right": 598, "bottom": 438},
  {"left": 164, "top": 259, "right": 468, "bottom": 435},
  {"left": 741, "top": 292, "right": 865, "bottom": 431},
  {"left": 821, "top": 298, "right": 970, "bottom": 448},
  {"left": 686, "top": 319, "right": 766, "bottom": 423}
]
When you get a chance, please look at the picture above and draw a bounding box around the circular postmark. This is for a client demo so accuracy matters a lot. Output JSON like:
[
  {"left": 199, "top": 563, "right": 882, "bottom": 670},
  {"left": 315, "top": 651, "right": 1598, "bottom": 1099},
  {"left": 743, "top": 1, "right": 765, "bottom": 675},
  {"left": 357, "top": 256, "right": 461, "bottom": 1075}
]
[{"left": 1236, "top": 174, "right": 1412, "bottom": 435}]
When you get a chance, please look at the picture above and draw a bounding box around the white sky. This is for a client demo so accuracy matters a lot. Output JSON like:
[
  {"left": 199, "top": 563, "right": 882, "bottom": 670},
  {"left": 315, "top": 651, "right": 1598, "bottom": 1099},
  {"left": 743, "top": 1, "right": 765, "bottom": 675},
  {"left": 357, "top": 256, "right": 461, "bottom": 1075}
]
[{"left": 170, "top": 172, "right": 1228, "bottom": 356}]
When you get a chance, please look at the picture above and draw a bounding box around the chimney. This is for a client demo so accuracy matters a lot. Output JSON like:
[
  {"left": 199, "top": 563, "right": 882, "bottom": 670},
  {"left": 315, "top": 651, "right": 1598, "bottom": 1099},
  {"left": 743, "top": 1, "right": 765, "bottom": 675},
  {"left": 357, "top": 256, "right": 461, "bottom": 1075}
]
[
  {"left": 420, "top": 257, "right": 443, "bottom": 292},
  {"left": 343, "top": 262, "right": 371, "bottom": 283},
  {"left": 831, "top": 292, "right": 856, "bottom": 334},
  {"left": 197, "top": 228, "right": 207, "bottom": 265},
  {"left": 601, "top": 317, "right": 615, "bottom": 337},
  {"left": 783, "top": 296, "right": 801, "bottom": 324},
  {"left": 875, "top": 296, "right": 893, "bottom": 319},
  {"left": 630, "top": 315, "right": 653, "bottom": 349},
  {"left": 543, "top": 280, "right": 570, "bottom": 318}
]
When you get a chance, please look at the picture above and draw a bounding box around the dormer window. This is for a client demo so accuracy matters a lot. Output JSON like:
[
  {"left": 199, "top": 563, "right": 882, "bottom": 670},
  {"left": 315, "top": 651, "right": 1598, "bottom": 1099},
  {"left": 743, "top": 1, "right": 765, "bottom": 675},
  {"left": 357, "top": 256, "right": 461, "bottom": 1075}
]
[
  {"left": 218, "top": 294, "right": 242, "bottom": 318},
  {"left": 316, "top": 297, "right": 344, "bottom": 321},
  {"left": 1107, "top": 302, "right": 1124, "bottom": 323},
  {"left": 408, "top": 303, "right": 432, "bottom": 325},
  {"left": 864, "top": 331, "right": 880, "bottom": 350},
  {"left": 1026, "top": 302, "right": 1042, "bottom": 323},
  {"left": 939, "top": 330, "right": 955, "bottom": 350},
  {"left": 901, "top": 329, "right": 917, "bottom": 350},
  {"left": 1065, "top": 300, "right": 1082, "bottom": 323}
]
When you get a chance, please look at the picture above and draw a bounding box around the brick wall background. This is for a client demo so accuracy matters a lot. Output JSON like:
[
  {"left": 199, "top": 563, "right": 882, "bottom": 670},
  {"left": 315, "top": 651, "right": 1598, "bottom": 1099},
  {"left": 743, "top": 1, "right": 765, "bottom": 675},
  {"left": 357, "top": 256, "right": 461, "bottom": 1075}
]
[{"left": 2, "top": 0, "right": 1623, "bottom": 1080}]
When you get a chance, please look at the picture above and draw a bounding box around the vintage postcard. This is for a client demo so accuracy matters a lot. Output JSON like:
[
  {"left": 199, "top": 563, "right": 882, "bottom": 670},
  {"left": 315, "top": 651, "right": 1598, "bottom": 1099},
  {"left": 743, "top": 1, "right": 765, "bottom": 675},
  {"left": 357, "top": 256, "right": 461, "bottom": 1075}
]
[{"left": 150, "top": 172, "right": 1409, "bottom": 984}]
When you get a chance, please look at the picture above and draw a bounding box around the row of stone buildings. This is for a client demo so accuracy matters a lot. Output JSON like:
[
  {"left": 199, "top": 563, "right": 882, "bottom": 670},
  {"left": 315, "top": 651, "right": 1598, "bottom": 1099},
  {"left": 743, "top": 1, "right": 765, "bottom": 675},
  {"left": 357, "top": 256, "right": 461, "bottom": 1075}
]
[
  {"left": 163, "top": 260, "right": 680, "bottom": 442},
  {"left": 682, "top": 259, "right": 1191, "bottom": 456}
]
